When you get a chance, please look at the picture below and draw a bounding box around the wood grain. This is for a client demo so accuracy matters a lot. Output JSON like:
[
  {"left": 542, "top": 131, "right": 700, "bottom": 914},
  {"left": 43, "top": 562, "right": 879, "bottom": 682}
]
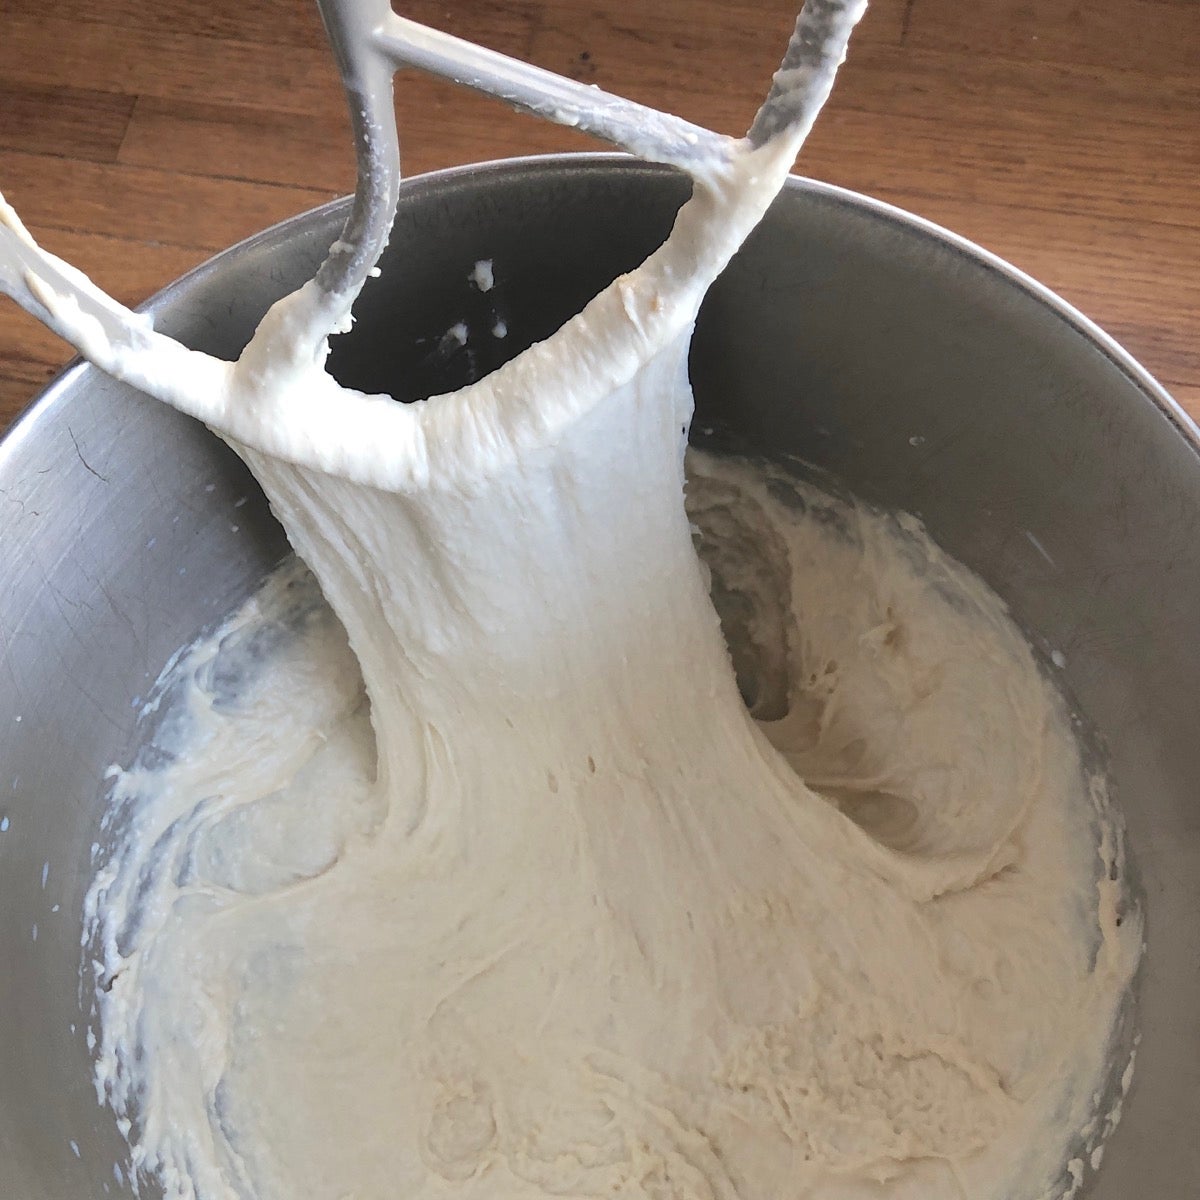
[
  {"left": 906, "top": 0, "right": 1200, "bottom": 76},
  {"left": 0, "top": 85, "right": 135, "bottom": 163},
  {"left": 1, "top": 0, "right": 1197, "bottom": 435}
]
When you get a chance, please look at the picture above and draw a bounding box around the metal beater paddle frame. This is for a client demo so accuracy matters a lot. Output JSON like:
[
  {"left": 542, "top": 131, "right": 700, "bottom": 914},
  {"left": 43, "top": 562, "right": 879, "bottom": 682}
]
[{"left": 312, "top": 0, "right": 868, "bottom": 303}]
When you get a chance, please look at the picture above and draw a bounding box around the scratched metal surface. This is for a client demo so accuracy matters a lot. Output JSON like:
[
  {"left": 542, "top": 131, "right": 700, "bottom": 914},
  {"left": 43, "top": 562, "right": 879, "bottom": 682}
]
[{"left": 1, "top": 159, "right": 1197, "bottom": 1197}]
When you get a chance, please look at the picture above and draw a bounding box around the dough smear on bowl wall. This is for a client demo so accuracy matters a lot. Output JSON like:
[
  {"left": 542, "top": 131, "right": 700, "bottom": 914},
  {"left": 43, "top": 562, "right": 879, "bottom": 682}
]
[{"left": 0, "top": 2, "right": 1144, "bottom": 1199}]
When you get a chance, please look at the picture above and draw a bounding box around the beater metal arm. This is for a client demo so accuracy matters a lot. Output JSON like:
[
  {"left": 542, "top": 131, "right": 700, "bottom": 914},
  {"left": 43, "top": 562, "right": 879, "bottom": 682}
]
[{"left": 312, "top": 0, "right": 867, "bottom": 303}]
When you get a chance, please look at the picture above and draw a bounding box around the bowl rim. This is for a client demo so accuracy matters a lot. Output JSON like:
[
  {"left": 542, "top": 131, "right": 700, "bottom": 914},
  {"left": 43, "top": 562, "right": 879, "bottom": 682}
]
[{"left": 3, "top": 151, "right": 1196, "bottom": 467}]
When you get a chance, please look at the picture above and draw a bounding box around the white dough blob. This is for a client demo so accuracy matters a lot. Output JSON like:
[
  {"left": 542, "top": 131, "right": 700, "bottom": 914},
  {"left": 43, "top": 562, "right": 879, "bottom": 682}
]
[
  {"left": 0, "top": 108, "right": 1137, "bottom": 1200},
  {"left": 88, "top": 439, "right": 1137, "bottom": 1200},
  {"left": 82, "top": 416, "right": 1139, "bottom": 1200}
]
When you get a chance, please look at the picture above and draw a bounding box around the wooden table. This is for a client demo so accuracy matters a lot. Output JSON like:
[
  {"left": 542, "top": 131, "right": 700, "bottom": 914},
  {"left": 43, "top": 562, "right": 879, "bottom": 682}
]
[{"left": 1, "top": 0, "right": 1197, "bottom": 432}]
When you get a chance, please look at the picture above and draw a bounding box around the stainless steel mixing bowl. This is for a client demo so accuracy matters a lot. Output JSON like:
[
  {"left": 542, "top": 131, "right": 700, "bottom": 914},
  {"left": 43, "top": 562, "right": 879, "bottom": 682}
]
[{"left": 1, "top": 156, "right": 1196, "bottom": 1198}]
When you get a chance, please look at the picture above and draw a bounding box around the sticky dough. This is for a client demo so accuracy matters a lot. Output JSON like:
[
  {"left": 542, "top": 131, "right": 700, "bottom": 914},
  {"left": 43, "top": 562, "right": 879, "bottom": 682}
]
[{"left": 2, "top": 135, "right": 1138, "bottom": 1198}]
